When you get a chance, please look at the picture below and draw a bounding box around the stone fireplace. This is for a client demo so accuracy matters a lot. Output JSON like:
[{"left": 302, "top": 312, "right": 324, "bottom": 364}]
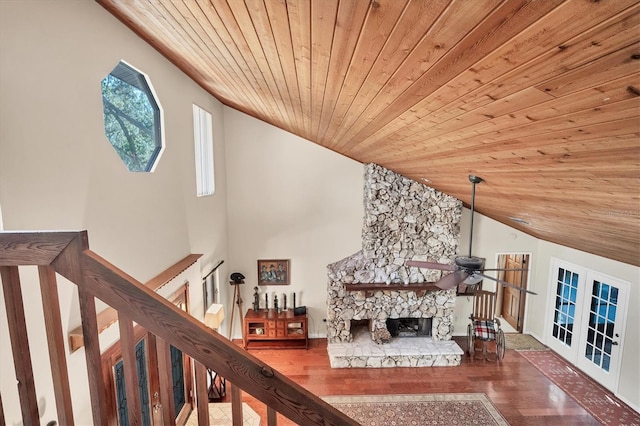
[{"left": 326, "top": 164, "right": 464, "bottom": 367}]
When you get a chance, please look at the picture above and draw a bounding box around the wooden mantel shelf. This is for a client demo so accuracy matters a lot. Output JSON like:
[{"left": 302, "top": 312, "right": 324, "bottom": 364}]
[{"left": 344, "top": 282, "right": 441, "bottom": 292}]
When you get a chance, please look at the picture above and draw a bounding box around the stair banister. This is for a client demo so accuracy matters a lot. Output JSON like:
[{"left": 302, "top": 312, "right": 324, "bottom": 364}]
[{"left": 0, "top": 231, "right": 359, "bottom": 426}]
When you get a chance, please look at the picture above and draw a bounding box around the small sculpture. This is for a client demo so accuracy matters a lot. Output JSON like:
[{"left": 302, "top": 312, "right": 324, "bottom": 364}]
[
  {"left": 253, "top": 287, "right": 260, "bottom": 311},
  {"left": 274, "top": 294, "right": 279, "bottom": 312}
]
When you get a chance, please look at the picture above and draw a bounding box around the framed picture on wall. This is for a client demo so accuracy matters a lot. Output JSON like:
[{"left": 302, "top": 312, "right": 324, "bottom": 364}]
[{"left": 257, "top": 259, "right": 290, "bottom": 285}]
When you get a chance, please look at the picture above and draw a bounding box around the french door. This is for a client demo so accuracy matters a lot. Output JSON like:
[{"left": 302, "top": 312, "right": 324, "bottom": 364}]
[
  {"left": 102, "top": 284, "right": 194, "bottom": 425},
  {"left": 547, "top": 258, "right": 629, "bottom": 391}
]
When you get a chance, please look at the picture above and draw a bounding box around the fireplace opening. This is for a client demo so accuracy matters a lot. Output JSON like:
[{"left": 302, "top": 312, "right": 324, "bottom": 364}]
[{"left": 386, "top": 318, "right": 432, "bottom": 337}]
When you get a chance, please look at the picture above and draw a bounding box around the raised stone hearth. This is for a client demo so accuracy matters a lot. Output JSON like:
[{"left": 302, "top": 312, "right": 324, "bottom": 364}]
[
  {"left": 326, "top": 164, "right": 464, "bottom": 367},
  {"left": 328, "top": 326, "right": 463, "bottom": 368}
]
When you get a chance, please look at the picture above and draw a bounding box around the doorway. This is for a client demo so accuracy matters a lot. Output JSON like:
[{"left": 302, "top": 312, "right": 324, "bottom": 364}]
[{"left": 496, "top": 253, "right": 530, "bottom": 332}]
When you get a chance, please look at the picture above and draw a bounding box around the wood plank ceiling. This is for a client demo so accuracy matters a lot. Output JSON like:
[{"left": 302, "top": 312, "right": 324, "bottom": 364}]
[{"left": 98, "top": 0, "right": 640, "bottom": 267}]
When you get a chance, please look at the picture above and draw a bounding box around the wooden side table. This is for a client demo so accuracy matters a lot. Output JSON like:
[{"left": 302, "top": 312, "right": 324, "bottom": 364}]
[{"left": 243, "top": 309, "right": 308, "bottom": 349}]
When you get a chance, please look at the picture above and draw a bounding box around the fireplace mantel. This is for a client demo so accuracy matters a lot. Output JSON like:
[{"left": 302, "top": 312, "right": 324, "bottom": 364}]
[{"left": 344, "top": 283, "right": 441, "bottom": 292}]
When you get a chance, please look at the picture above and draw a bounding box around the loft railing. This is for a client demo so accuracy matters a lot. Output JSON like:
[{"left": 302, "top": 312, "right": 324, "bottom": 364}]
[{"left": 0, "top": 231, "right": 358, "bottom": 426}]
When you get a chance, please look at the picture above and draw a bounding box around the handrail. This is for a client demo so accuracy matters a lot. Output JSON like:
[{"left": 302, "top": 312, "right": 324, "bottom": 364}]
[
  {"left": 68, "top": 253, "right": 202, "bottom": 352},
  {"left": 0, "top": 231, "right": 359, "bottom": 426}
]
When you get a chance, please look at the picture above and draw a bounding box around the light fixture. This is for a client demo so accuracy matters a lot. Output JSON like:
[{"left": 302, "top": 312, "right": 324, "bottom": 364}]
[
  {"left": 463, "top": 273, "right": 483, "bottom": 285},
  {"left": 204, "top": 303, "right": 225, "bottom": 330}
]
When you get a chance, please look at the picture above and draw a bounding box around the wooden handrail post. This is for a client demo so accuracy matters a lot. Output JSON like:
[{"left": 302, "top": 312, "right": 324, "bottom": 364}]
[
  {"left": 38, "top": 265, "right": 74, "bottom": 425},
  {"left": 267, "top": 405, "right": 278, "bottom": 426},
  {"left": 156, "top": 337, "right": 176, "bottom": 422},
  {"left": 231, "top": 383, "right": 243, "bottom": 426},
  {"left": 77, "top": 285, "right": 109, "bottom": 424},
  {"left": 194, "top": 361, "right": 210, "bottom": 425},
  {"left": 118, "top": 313, "right": 143, "bottom": 426},
  {"left": 0, "top": 266, "right": 39, "bottom": 425}
]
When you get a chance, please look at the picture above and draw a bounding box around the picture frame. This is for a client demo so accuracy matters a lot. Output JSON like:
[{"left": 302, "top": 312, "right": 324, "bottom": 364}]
[{"left": 257, "top": 259, "right": 290, "bottom": 285}]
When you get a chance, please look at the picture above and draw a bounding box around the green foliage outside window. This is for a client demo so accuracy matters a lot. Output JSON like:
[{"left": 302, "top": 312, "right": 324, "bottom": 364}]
[{"left": 101, "top": 62, "right": 162, "bottom": 172}]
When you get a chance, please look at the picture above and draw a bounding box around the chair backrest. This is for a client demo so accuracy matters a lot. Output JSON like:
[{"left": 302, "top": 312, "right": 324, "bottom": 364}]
[{"left": 472, "top": 290, "right": 497, "bottom": 321}]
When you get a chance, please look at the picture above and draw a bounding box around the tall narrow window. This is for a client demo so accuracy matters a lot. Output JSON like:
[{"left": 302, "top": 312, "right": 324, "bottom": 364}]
[
  {"left": 193, "top": 105, "right": 215, "bottom": 196},
  {"left": 101, "top": 61, "right": 164, "bottom": 172}
]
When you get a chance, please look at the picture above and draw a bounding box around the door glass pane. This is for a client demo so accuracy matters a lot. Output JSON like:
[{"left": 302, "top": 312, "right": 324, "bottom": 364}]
[
  {"left": 584, "top": 280, "right": 618, "bottom": 372},
  {"left": 136, "top": 341, "right": 151, "bottom": 424},
  {"left": 114, "top": 339, "right": 151, "bottom": 426},
  {"left": 171, "top": 345, "right": 186, "bottom": 417},
  {"left": 115, "top": 360, "right": 128, "bottom": 426},
  {"left": 552, "top": 267, "right": 579, "bottom": 346}
]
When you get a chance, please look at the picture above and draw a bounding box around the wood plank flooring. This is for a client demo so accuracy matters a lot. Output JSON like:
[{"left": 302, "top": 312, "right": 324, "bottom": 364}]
[{"left": 224, "top": 337, "right": 601, "bottom": 425}]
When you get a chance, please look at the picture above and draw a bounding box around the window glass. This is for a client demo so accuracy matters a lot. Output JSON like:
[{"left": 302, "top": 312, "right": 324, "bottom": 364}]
[
  {"left": 193, "top": 104, "right": 215, "bottom": 196},
  {"left": 101, "top": 61, "right": 163, "bottom": 172}
]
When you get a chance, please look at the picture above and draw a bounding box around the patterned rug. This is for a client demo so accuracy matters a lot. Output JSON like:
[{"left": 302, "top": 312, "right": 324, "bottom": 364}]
[
  {"left": 322, "top": 393, "right": 508, "bottom": 426},
  {"left": 519, "top": 350, "right": 640, "bottom": 426}
]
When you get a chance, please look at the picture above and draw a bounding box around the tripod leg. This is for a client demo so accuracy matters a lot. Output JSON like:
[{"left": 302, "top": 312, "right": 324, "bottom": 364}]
[
  {"left": 228, "top": 285, "right": 237, "bottom": 338},
  {"left": 237, "top": 294, "right": 244, "bottom": 340}
]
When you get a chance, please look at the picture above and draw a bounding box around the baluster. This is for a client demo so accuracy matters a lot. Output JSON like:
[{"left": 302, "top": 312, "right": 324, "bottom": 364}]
[
  {"left": 231, "top": 384, "right": 243, "bottom": 426},
  {"left": 156, "top": 337, "right": 176, "bottom": 422},
  {"left": 267, "top": 405, "right": 278, "bottom": 426},
  {"left": 118, "top": 313, "right": 142, "bottom": 425},
  {"left": 77, "top": 284, "right": 109, "bottom": 425},
  {"left": 194, "top": 361, "right": 210, "bottom": 425},
  {"left": 1, "top": 266, "right": 39, "bottom": 425},
  {"left": 38, "top": 265, "right": 74, "bottom": 425}
]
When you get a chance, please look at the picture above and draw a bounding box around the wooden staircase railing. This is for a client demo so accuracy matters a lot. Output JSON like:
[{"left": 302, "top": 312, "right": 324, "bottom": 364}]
[{"left": 0, "top": 231, "right": 359, "bottom": 426}]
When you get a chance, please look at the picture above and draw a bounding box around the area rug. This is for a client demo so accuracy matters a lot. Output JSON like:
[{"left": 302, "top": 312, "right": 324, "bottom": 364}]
[
  {"left": 519, "top": 350, "right": 640, "bottom": 426},
  {"left": 322, "top": 393, "right": 508, "bottom": 425},
  {"left": 504, "top": 333, "right": 549, "bottom": 351}
]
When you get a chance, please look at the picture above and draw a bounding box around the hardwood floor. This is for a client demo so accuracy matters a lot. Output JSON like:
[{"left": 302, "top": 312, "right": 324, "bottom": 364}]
[{"left": 226, "top": 337, "right": 601, "bottom": 425}]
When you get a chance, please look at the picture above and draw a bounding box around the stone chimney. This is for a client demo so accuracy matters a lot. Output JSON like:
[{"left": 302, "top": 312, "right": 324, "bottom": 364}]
[{"left": 326, "top": 164, "right": 462, "bottom": 344}]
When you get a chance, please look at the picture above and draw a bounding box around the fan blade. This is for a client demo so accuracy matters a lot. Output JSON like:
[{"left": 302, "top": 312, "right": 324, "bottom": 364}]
[
  {"left": 405, "top": 260, "right": 457, "bottom": 271},
  {"left": 474, "top": 272, "right": 537, "bottom": 295},
  {"left": 434, "top": 270, "right": 469, "bottom": 290}
]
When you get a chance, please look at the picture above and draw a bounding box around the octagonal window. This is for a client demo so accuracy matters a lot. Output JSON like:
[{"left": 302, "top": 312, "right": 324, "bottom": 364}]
[{"left": 101, "top": 61, "right": 163, "bottom": 172}]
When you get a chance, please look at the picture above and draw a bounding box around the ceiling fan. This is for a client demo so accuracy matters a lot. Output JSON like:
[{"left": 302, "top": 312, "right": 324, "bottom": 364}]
[{"left": 406, "top": 175, "right": 537, "bottom": 295}]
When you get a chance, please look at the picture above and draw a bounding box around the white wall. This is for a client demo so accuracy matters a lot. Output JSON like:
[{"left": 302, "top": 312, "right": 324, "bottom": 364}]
[
  {"left": 0, "top": 1, "right": 230, "bottom": 424},
  {"left": 223, "top": 108, "right": 364, "bottom": 338}
]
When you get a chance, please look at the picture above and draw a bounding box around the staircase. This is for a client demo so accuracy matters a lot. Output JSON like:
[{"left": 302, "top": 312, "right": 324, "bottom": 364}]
[{"left": 0, "top": 231, "right": 359, "bottom": 426}]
